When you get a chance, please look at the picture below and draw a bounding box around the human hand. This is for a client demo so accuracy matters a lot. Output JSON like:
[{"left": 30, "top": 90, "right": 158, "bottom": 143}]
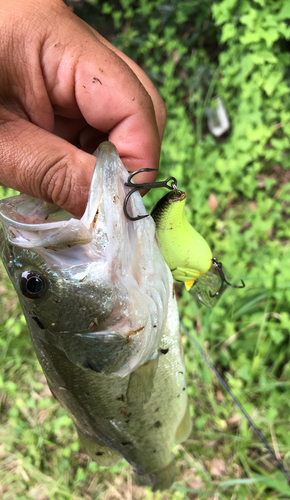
[{"left": 0, "top": 0, "right": 166, "bottom": 217}]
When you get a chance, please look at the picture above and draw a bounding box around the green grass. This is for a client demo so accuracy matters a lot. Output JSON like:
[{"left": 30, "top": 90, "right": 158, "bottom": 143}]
[{"left": 1, "top": 0, "right": 290, "bottom": 498}]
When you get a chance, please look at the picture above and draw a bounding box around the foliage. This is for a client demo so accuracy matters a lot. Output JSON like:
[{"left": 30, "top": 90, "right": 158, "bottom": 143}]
[{"left": 1, "top": 0, "right": 290, "bottom": 498}]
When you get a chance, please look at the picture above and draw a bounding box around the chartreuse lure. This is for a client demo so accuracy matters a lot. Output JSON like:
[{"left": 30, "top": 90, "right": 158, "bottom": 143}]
[{"left": 124, "top": 169, "right": 245, "bottom": 308}]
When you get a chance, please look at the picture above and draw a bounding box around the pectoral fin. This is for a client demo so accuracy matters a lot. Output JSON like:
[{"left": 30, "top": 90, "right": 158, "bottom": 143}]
[
  {"left": 77, "top": 428, "right": 122, "bottom": 466},
  {"left": 126, "top": 354, "right": 159, "bottom": 404},
  {"left": 175, "top": 401, "right": 192, "bottom": 444}
]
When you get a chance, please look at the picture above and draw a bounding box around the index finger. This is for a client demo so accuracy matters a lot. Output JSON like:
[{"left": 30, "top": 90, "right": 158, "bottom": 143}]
[{"left": 43, "top": 29, "right": 164, "bottom": 180}]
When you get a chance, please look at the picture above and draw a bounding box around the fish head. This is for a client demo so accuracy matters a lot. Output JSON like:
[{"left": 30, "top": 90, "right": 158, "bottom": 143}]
[{"left": 0, "top": 142, "right": 171, "bottom": 376}]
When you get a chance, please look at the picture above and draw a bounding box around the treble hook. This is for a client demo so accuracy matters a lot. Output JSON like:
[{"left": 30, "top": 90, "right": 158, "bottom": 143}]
[
  {"left": 210, "top": 257, "right": 245, "bottom": 297},
  {"left": 124, "top": 168, "right": 178, "bottom": 221}
]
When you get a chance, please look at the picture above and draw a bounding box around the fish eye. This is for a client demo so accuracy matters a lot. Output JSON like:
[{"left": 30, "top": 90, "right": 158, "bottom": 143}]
[{"left": 20, "top": 271, "right": 47, "bottom": 299}]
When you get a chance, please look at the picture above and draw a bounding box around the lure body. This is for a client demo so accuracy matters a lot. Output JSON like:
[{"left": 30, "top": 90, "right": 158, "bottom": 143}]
[
  {"left": 151, "top": 191, "right": 219, "bottom": 308},
  {"left": 151, "top": 191, "right": 212, "bottom": 289}
]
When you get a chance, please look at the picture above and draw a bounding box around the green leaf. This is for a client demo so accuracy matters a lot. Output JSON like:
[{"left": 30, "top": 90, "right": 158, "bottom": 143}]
[
  {"left": 221, "top": 23, "right": 237, "bottom": 42},
  {"left": 277, "top": 2, "right": 290, "bottom": 20},
  {"left": 251, "top": 51, "right": 278, "bottom": 64}
]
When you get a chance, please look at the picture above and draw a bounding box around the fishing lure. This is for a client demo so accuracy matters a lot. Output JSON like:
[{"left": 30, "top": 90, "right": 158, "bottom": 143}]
[{"left": 124, "top": 170, "right": 245, "bottom": 307}]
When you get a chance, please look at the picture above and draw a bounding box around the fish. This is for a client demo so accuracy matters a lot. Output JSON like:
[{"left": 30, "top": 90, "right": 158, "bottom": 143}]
[{"left": 0, "top": 141, "right": 192, "bottom": 491}]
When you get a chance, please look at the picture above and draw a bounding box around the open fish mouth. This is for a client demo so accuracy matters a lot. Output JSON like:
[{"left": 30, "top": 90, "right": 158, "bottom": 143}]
[
  {"left": 0, "top": 142, "right": 171, "bottom": 377},
  {"left": 0, "top": 142, "right": 150, "bottom": 249}
]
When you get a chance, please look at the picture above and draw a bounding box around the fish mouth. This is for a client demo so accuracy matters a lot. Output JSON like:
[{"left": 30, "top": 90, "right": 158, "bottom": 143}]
[
  {"left": 0, "top": 190, "right": 91, "bottom": 249},
  {"left": 0, "top": 142, "right": 149, "bottom": 250}
]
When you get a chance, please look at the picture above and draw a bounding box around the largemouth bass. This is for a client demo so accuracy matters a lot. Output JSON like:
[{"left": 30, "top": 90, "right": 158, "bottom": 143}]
[{"left": 0, "top": 142, "right": 191, "bottom": 491}]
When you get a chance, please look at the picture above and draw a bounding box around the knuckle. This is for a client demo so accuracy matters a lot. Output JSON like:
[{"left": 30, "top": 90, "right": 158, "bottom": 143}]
[{"left": 39, "top": 155, "right": 73, "bottom": 210}]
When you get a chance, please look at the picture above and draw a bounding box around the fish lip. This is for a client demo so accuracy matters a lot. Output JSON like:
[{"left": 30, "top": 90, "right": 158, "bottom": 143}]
[
  {"left": 0, "top": 141, "right": 149, "bottom": 248},
  {"left": 0, "top": 142, "right": 134, "bottom": 248},
  {"left": 0, "top": 195, "right": 92, "bottom": 249}
]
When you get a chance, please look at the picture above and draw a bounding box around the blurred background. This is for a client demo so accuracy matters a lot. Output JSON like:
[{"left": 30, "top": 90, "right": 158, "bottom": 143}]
[{"left": 1, "top": 0, "right": 290, "bottom": 498}]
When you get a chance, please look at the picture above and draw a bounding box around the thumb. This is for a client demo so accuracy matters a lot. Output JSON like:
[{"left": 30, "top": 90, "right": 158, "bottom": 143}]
[{"left": 0, "top": 111, "right": 95, "bottom": 218}]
